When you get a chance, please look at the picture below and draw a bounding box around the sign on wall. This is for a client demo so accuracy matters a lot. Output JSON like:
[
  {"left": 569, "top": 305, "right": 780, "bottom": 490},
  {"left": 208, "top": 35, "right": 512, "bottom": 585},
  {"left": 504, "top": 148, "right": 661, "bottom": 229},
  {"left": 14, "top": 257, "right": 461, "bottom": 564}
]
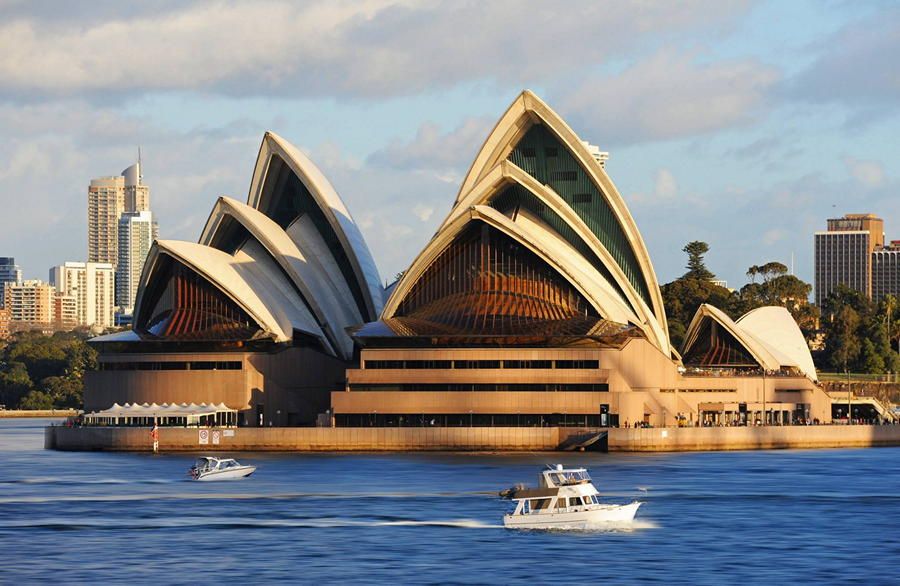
[
  {"left": 199, "top": 429, "right": 209, "bottom": 445},
  {"left": 212, "top": 430, "right": 221, "bottom": 445}
]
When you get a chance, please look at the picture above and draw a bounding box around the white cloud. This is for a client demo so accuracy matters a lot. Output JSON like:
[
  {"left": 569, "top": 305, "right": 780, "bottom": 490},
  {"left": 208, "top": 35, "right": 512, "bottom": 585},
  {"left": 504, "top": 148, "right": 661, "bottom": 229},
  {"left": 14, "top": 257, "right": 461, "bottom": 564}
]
[
  {"left": 559, "top": 49, "right": 779, "bottom": 145},
  {"left": 843, "top": 156, "right": 885, "bottom": 188},
  {"left": 368, "top": 117, "right": 491, "bottom": 175},
  {"left": 412, "top": 204, "right": 434, "bottom": 222},
  {"left": 0, "top": 1, "right": 751, "bottom": 99},
  {"left": 654, "top": 168, "right": 678, "bottom": 199},
  {"left": 762, "top": 228, "right": 787, "bottom": 246}
]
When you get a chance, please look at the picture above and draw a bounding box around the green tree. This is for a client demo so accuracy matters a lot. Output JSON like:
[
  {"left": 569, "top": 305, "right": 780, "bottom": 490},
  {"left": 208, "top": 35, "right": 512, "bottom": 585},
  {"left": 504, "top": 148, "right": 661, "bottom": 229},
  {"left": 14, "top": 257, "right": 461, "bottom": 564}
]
[
  {"left": 19, "top": 390, "right": 53, "bottom": 410},
  {"left": 0, "top": 361, "right": 33, "bottom": 408},
  {"left": 682, "top": 241, "right": 715, "bottom": 281},
  {"left": 40, "top": 376, "right": 83, "bottom": 408},
  {"left": 661, "top": 278, "right": 734, "bottom": 349},
  {"left": 828, "top": 305, "right": 862, "bottom": 372}
]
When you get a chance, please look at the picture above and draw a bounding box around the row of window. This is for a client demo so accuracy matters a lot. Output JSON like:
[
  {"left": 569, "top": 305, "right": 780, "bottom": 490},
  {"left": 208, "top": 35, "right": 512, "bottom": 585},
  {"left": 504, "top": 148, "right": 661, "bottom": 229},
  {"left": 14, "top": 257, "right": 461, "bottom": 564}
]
[
  {"left": 364, "top": 359, "right": 599, "bottom": 370},
  {"left": 349, "top": 383, "right": 609, "bottom": 392},
  {"left": 98, "top": 361, "right": 243, "bottom": 371},
  {"left": 334, "top": 413, "right": 616, "bottom": 428}
]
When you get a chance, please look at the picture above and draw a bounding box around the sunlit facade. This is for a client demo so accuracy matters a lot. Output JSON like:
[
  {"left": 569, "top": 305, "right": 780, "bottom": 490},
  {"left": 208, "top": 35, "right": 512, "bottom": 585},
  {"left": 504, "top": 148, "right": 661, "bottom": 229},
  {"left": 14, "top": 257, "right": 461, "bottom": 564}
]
[{"left": 87, "top": 91, "right": 851, "bottom": 429}]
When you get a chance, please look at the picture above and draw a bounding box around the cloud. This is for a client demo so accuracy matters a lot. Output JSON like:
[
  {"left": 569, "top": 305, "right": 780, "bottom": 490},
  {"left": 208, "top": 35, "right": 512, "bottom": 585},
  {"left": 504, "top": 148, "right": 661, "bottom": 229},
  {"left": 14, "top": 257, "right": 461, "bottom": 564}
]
[
  {"left": 843, "top": 156, "right": 885, "bottom": 188},
  {"left": 762, "top": 228, "right": 787, "bottom": 246},
  {"left": 654, "top": 168, "right": 678, "bottom": 199},
  {"left": 0, "top": 0, "right": 752, "bottom": 100},
  {"left": 558, "top": 49, "right": 779, "bottom": 145},
  {"left": 367, "top": 117, "right": 491, "bottom": 177},
  {"left": 790, "top": 9, "right": 900, "bottom": 111}
]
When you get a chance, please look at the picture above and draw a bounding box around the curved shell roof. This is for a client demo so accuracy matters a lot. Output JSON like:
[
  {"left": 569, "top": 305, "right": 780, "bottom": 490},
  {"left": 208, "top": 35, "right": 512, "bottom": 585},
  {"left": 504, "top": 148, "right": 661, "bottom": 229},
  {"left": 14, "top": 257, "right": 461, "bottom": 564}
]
[
  {"left": 247, "top": 131, "right": 383, "bottom": 319},
  {"left": 682, "top": 304, "right": 817, "bottom": 381},
  {"left": 737, "top": 306, "right": 818, "bottom": 381},
  {"left": 130, "top": 132, "right": 384, "bottom": 360},
  {"left": 384, "top": 90, "right": 671, "bottom": 355},
  {"left": 138, "top": 240, "right": 323, "bottom": 345}
]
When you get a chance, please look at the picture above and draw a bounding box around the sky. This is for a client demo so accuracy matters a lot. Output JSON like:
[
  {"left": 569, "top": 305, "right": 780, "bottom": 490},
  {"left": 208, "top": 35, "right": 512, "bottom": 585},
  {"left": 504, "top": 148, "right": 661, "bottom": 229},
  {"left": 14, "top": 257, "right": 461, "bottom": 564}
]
[{"left": 0, "top": 0, "right": 898, "bottom": 290}]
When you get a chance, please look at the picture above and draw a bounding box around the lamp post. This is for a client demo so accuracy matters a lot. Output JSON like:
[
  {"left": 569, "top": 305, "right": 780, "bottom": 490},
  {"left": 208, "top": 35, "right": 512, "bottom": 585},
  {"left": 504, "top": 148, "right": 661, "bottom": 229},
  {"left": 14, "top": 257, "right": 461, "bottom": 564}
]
[{"left": 847, "top": 368, "right": 852, "bottom": 425}]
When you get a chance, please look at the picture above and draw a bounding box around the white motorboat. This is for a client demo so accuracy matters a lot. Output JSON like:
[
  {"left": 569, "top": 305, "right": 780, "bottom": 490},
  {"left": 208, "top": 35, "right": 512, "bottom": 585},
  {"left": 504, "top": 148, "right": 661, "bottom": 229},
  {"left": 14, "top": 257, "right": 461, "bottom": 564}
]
[
  {"left": 500, "top": 464, "right": 641, "bottom": 529},
  {"left": 189, "top": 457, "right": 256, "bottom": 481}
]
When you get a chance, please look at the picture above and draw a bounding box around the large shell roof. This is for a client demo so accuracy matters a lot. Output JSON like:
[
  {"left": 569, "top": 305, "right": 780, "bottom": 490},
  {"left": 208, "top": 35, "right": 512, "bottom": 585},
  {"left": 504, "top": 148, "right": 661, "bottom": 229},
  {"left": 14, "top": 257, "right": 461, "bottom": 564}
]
[
  {"left": 682, "top": 303, "right": 817, "bottom": 381},
  {"left": 130, "top": 133, "right": 384, "bottom": 360},
  {"left": 382, "top": 90, "right": 671, "bottom": 356}
]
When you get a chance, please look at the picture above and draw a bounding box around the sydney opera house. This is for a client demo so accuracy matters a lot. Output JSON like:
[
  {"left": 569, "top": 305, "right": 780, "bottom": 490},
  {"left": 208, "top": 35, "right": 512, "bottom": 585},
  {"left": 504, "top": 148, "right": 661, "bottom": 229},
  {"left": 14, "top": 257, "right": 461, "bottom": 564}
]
[{"left": 85, "top": 91, "right": 836, "bottom": 429}]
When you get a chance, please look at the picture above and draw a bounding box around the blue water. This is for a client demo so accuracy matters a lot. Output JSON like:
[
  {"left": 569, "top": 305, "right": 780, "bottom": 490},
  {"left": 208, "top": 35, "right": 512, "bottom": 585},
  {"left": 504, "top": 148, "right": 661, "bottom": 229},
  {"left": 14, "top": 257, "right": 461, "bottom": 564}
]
[{"left": 1, "top": 419, "right": 898, "bottom": 584}]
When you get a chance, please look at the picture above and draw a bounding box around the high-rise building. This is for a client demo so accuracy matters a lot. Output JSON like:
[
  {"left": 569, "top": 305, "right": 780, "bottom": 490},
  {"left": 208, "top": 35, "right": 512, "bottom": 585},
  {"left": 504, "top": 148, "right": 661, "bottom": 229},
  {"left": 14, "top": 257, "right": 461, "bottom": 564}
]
[
  {"left": 4, "top": 280, "right": 55, "bottom": 327},
  {"left": 116, "top": 211, "right": 157, "bottom": 314},
  {"left": 872, "top": 241, "right": 900, "bottom": 302},
  {"left": 0, "top": 308, "right": 10, "bottom": 340},
  {"left": 814, "top": 213, "right": 884, "bottom": 306},
  {"left": 88, "top": 176, "right": 125, "bottom": 265},
  {"left": 53, "top": 293, "right": 78, "bottom": 331},
  {"left": 49, "top": 262, "right": 116, "bottom": 329},
  {"left": 88, "top": 158, "right": 152, "bottom": 266},
  {"left": 122, "top": 161, "right": 150, "bottom": 212},
  {"left": 0, "top": 257, "right": 23, "bottom": 308}
]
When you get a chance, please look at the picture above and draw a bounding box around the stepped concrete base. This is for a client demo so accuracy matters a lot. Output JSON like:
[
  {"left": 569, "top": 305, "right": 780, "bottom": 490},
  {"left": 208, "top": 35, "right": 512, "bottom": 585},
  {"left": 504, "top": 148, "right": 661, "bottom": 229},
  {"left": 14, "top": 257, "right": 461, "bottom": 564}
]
[{"left": 45, "top": 425, "right": 900, "bottom": 452}]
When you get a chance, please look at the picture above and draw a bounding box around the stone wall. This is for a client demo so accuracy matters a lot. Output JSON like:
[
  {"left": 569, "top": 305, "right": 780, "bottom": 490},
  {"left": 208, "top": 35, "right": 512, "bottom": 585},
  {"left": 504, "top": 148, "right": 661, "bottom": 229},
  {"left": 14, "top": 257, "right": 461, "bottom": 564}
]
[
  {"left": 45, "top": 424, "right": 900, "bottom": 452},
  {"left": 608, "top": 425, "right": 900, "bottom": 451}
]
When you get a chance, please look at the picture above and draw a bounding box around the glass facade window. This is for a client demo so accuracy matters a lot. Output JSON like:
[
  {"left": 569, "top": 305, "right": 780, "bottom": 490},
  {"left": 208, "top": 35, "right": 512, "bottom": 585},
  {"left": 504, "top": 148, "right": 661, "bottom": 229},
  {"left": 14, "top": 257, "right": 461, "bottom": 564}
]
[
  {"left": 555, "top": 360, "right": 600, "bottom": 369},
  {"left": 454, "top": 360, "right": 502, "bottom": 369},
  {"left": 334, "top": 413, "right": 609, "bottom": 427},
  {"left": 135, "top": 255, "right": 263, "bottom": 341},
  {"left": 682, "top": 320, "right": 757, "bottom": 368},
  {"left": 99, "top": 361, "right": 242, "bottom": 371},
  {"left": 395, "top": 223, "right": 599, "bottom": 336},
  {"left": 507, "top": 123, "right": 652, "bottom": 310},
  {"left": 503, "top": 360, "right": 552, "bottom": 369},
  {"left": 349, "top": 383, "right": 609, "bottom": 392}
]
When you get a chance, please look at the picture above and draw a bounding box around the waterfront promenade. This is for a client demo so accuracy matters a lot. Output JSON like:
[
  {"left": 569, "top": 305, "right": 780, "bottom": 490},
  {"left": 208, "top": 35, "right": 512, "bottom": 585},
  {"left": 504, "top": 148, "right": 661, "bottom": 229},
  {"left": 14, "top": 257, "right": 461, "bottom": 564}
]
[{"left": 46, "top": 424, "right": 900, "bottom": 453}]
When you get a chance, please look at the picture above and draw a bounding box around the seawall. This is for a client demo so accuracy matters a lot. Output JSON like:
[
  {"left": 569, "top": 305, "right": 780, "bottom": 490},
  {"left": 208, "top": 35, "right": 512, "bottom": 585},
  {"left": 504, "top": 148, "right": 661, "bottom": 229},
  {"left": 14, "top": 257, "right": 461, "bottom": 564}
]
[
  {"left": 609, "top": 425, "right": 900, "bottom": 451},
  {"left": 1, "top": 409, "right": 77, "bottom": 418},
  {"left": 45, "top": 425, "right": 900, "bottom": 452}
]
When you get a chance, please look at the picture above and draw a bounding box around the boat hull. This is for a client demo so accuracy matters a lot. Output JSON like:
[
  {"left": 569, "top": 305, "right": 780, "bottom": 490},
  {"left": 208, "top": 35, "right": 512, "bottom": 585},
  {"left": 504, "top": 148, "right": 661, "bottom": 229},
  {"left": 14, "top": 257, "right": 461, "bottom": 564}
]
[
  {"left": 194, "top": 466, "right": 256, "bottom": 481},
  {"left": 503, "top": 501, "right": 641, "bottom": 529}
]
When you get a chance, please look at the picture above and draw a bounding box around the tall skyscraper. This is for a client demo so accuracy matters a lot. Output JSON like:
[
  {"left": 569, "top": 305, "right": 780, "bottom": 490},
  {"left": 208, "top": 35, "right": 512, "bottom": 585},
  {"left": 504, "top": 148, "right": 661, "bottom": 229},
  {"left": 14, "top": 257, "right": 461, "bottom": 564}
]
[
  {"left": 0, "top": 257, "right": 23, "bottom": 307},
  {"left": 49, "top": 261, "right": 116, "bottom": 329},
  {"left": 116, "top": 211, "right": 157, "bottom": 314},
  {"left": 814, "top": 213, "right": 884, "bottom": 306},
  {"left": 872, "top": 241, "right": 900, "bottom": 302},
  {"left": 88, "top": 175, "right": 125, "bottom": 265},
  {"left": 88, "top": 158, "right": 151, "bottom": 266},
  {"left": 123, "top": 160, "right": 150, "bottom": 212}
]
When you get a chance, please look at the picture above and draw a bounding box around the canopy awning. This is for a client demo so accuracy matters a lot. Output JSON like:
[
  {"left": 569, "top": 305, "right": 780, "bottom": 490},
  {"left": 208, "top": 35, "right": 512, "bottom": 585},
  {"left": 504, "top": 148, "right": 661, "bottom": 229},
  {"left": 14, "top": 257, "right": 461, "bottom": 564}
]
[{"left": 84, "top": 402, "right": 235, "bottom": 420}]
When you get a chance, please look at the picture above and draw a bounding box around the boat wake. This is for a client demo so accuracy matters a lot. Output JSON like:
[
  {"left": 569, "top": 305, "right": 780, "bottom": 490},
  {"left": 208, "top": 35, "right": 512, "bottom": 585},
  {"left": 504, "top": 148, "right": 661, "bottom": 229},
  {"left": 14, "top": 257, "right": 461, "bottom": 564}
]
[{"left": 0, "top": 516, "right": 503, "bottom": 531}]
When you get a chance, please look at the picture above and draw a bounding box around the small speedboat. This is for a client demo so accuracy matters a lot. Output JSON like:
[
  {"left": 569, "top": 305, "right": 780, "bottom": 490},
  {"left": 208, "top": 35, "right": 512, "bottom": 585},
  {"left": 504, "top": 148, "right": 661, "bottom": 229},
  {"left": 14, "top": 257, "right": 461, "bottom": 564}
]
[
  {"left": 500, "top": 464, "right": 641, "bottom": 529},
  {"left": 189, "top": 457, "right": 256, "bottom": 481}
]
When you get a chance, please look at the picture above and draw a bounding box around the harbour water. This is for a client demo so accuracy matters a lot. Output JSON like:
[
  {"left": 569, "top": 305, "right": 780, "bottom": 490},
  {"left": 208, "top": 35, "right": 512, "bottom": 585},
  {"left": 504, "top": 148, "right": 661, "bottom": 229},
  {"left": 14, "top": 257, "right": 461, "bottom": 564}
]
[{"left": 3, "top": 419, "right": 899, "bottom": 584}]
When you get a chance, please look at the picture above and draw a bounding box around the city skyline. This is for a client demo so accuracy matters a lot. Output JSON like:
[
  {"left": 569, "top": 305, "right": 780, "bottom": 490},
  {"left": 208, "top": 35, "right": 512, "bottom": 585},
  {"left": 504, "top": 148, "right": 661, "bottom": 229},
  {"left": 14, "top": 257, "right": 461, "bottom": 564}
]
[{"left": 0, "top": 1, "right": 898, "bottom": 291}]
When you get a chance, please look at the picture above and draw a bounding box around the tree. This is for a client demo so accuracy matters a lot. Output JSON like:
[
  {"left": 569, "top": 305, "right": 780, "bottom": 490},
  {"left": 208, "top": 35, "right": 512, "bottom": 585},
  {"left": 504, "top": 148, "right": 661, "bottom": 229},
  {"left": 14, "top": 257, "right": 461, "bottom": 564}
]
[
  {"left": 0, "top": 361, "right": 33, "bottom": 408},
  {"left": 861, "top": 339, "right": 885, "bottom": 374},
  {"left": 682, "top": 241, "right": 715, "bottom": 281},
  {"left": 661, "top": 278, "right": 734, "bottom": 349},
  {"left": 0, "top": 330, "right": 97, "bottom": 409},
  {"left": 828, "top": 305, "right": 862, "bottom": 372},
  {"left": 19, "top": 390, "right": 53, "bottom": 410}
]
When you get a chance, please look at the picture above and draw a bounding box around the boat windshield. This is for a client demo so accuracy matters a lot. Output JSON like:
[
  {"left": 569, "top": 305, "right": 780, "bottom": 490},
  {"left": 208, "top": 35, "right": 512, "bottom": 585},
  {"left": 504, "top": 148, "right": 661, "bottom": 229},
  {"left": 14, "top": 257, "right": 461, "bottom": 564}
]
[{"left": 548, "top": 469, "right": 591, "bottom": 486}]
